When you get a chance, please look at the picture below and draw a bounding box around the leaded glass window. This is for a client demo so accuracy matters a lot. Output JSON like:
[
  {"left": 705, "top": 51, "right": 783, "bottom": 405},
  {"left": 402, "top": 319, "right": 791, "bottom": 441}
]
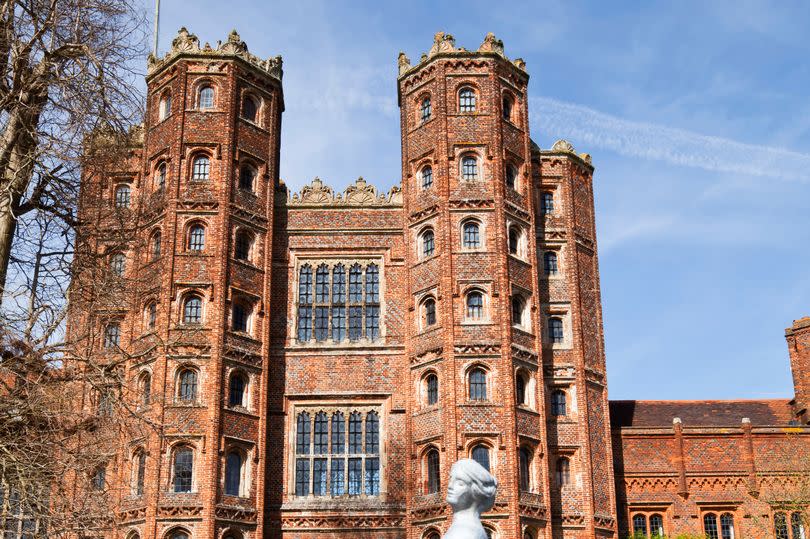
[
  {"left": 314, "top": 265, "right": 329, "bottom": 341},
  {"left": 103, "top": 323, "right": 120, "bottom": 348},
  {"left": 296, "top": 413, "right": 311, "bottom": 455},
  {"left": 544, "top": 251, "right": 558, "bottom": 275},
  {"left": 519, "top": 447, "right": 531, "bottom": 491},
  {"left": 463, "top": 222, "right": 480, "bottom": 249},
  {"left": 365, "top": 264, "right": 380, "bottom": 340},
  {"left": 549, "top": 317, "right": 564, "bottom": 344},
  {"left": 178, "top": 369, "right": 197, "bottom": 402},
  {"left": 295, "top": 459, "right": 309, "bottom": 496},
  {"left": 349, "top": 412, "right": 362, "bottom": 454},
  {"left": 466, "top": 291, "right": 484, "bottom": 320},
  {"left": 192, "top": 155, "right": 210, "bottom": 181},
  {"left": 297, "top": 265, "right": 313, "bottom": 341},
  {"left": 115, "top": 185, "right": 131, "bottom": 208},
  {"left": 541, "top": 192, "right": 554, "bottom": 214},
  {"left": 421, "top": 97, "right": 431, "bottom": 122},
  {"left": 793, "top": 513, "right": 806, "bottom": 539},
  {"left": 459, "top": 87, "right": 476, "bottom": 112},
  {"left": 426, "top": 374, "right": 438, "bottom": 405},
  {"left": 229, "top": 373, "right": 245, "bottom": 407},
  {"left": 156, "top": 163, "right": 166, "bottom": 191},
  {"left": 188, "top": 225, "right": 205, "bottom": 251},
  {"left": 720, "top": 513, "right": 734, "bottom": 539},
  {"left": 365, "top": 412, "right": 379, "bottom": 454},
  {"left": 469, "top": 368, "right": 487, "bottom": 401},
  {"left": 110, "top": 253, "right": 125, "bottom": 276},
  {"left": 330, "top": 458, "right": 345, "bottom": 496},
  {"left": 462, "top": 155, "right": 478, "bottom": 180},
  {"left": 633, "top": 515, "right": 647, "bottom": 536},
  {"left": 173, "top": 447, "right": 193, "bottom": 493},
  {"left": 349, "top": 264, "right": 363, "bottom": 341},
  {"left": 198, "top": 86, "right": 214, "bottom": 109},
  {"left": 551, "top": 390, "right": 566, "bottom": 416},
  {"left": 183, "top": 295, "right": 202, "bottom": 324},
  {"left": 427, "top": 448, "right": 440, "bottom": 494},
  {"left": 556, "top": 457, "right": 570, "bottom": 486},
  {"left": 421, "top": 165, "right": 433, "bottom": 189},
  {"left": 650, "top": 514, "right": 665, "bottom": 537},
  {"left": 424, "top": 298, "right": 436, "bottom": 327},
  {"left": 314, "top": 413, "right": 328, "bottom": 454},
  {"left": 225, "top": 452, "right": 242, "bottom": 496},
  {"left": 313, "top": 458, "right": 327, "bottom": 496},
  {"left": 332, "top": 412, "right": 345, "bottom": 453},
  {"left": 471, "top": 445, "right": 490, "bottom": 471},
  {"left": 422, "top": 229, "right": 435, "bottom": 258},
  {"left": 332, "top": 265, "right": 346, "bottom": 341},
  {"left": 348, "top": 458, "right": 362, "bottom": 495},
  {"left": 365, "top": 457, "right": 380, "bottom": 495}
]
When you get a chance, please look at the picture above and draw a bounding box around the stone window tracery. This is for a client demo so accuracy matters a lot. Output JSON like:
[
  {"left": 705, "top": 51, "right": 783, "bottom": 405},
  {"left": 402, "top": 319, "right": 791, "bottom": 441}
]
[
  {"left": 296, "top": 261, "right": 382, "bottom": 344},
  {"left": 293, "top": 406, "right": 382, "bottom": 498}
]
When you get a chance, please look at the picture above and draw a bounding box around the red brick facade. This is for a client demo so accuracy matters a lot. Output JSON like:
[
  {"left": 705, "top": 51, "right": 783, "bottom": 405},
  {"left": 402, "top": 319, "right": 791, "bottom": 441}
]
[{"left": 66, "top": 29, "right": 809, "bottom": 539}]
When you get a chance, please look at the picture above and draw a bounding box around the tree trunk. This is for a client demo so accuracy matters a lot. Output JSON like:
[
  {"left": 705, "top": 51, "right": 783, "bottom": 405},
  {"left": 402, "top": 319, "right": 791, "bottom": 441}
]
[{"left": 0, "top": 198, "right": 16, "bottom": 304}]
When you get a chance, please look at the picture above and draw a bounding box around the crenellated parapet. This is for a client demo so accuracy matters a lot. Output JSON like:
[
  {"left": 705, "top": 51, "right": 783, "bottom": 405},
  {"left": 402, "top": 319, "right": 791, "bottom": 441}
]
[
  {"left": 397, "top": 31, "right": 526, "bottom": 78},
  {"left": 147, "top": 27, "right": 283, "bottom": 80},
  {"left": 286, "top": 176, "right": 402, "bottom": 207}
]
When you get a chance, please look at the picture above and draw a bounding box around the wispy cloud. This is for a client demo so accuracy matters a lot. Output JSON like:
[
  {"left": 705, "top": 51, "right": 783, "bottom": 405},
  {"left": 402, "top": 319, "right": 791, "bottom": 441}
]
[{"left": 530, "top": 96, "right": 810, "bottom": 182}]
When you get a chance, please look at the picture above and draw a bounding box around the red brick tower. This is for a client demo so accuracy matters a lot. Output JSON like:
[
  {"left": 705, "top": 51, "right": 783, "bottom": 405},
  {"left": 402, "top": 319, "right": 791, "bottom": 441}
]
[
  {"left": 397, "top": 33, "right": 616, "bottom": 539},
  {"left": 69, "top": 27, "right": 284, "bottom": 539},
  {"left": 786, "top": 317, "right": 810, "bottom": 424}
]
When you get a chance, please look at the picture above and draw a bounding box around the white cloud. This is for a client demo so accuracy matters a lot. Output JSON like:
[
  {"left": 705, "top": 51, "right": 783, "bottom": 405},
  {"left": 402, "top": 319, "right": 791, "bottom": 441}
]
[{"left": 530, "top": 96, "right": 810, "bottom": 182}]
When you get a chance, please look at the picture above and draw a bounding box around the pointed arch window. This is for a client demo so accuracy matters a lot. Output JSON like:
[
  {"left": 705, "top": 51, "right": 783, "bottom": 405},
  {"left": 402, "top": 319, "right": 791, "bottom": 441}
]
[
  {"left": 188, "top": 224, "right": 205, "bottom": 251},
  {"left": 225, "top": 451, "right": 243, "bottom": 496},
  {"left": 462, "top": 221, "right": 481, "bottom": 249},
  {"left": 228, "top": 371, "right": 246, "bottom": 407},
  {"left": 423, "top": 297, "right": 436, "bottom": 328},
  {"left": 633, "top": 515, "right": 648, "bottom": 536},
  {"left": 461, "top": 155, "right": 478, "bottom": 180},
  {"left": 91, "top": 465, "right": 106, "bottom": 490},
  {"left": 426, "top": 373, "right": 438, "bottom": 405},
  {"left": 133, "top": 450, "right": 146, "bottom": 496},
  {"left": 170, "top": 531, "right": 189, "bottom": 539},
  {"left": 466, "top": 291, "right": 484, "bottom": 320},
  {"left": 420, "top": 228, "right": 435, "bottom": 258},
  {"left": 156, "top": 162, "right": 167, "bottom": 191},
  {"left": 505, "top": 164, "right": 517, "bottom": 190},
  {"left": 231, "top": 301, "right": 250, "bottom": 333}
]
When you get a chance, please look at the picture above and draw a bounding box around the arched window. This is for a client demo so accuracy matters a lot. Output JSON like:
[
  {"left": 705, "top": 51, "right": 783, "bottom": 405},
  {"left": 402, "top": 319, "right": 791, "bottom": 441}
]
[
  {"left": 234, "top": 229, "right": 253, "bottom": 262},
  {"left": 471, "top": 444, "right": 490, "bottom": 471},
  {"left": 466, "top": 291, "right": 484, "bottom": 320},
  {"left": 508, "top": 226, "right": 521, "bottom": 255},
  {"left": 633, "top": 514, "right": 647, "bottom": 536},
  {"left": 133, "top": 449, "right": 146, "bottom": 496},
  {"left": 110, "top": 252, "right": 126, "bottom": 277},
  {"left": 103, "top": 322, "right": 120, "bottom": 348},
  {"left": 720, "top": 514, "right": 735, "bottom": 539},
  {"left": 541, "top": 192, "right": 554, "bottom": 214},
  {"left": 462, "top": 221, "right": 481, "bottom": 249},
  {"left": 425, "top": 373, "right": 438, "bottom": 405},
  {"left": 461, "top": 155, "right": 478, "bottom": 180},
  {"left": 426, "top": 532, "right": 441, "bottom": 539},
  {"left": 198, "top": 85, "right": 214, "bottom": 109},
  {"left": 549, "top": 317, "right": 564, "bottom": 344},
  {"left": 505, "top": 164, "right": 517, "bottom": 190},
  {"left": 224, "top": 451, "right": 243, "bottom": 496},
  {"left": 228, "top": 371, "right": 246, "bottom": 407},
  {"left": 172, "top": 446, "right": 193, "bottom": 493},
  {"left": 502, "top": 94, "right": 513, "bottom": 121},
  {"left": 776, "top": 513, "right": 789, "bottom": 539},
  {"left": 421, "top": 165, "right": 433, "bottom": 190},
  {"left": 511, "top": 295, "right": 525, "bottom": 327},
  {"left": 423, "top": 297, "right": 436, "bottom": 328},
  {"left": 183, "top": 295, "right": 203, "bottom": 324},
  {"left": 150, "top": 231, "right": 161, "bottom": 260},
  {"left": 551, "top": 389, "right": 567, "bottom": 416},
  {"left": 544, "top": 251, "right": 558, "bottom": 275},
  {"left": 650, "top": 514, "right": 665, "bottom": 537},
  {"left": 139, "top": 371, "right": 152, "bottom": 405},
  {"left": 159, "top": 92, "right": 171, "bottom": 121},
  {"left": 555, "top": 457, "right": 570, "bottom": 486},
  {"left": 297, "top": 265, "right": 313, "bottom": 341},
  {"left": 169, "top": 530, "right": 189, "bottom": 539},
  {"left": 188, "top": 224, "right": 205, "bottom": 251},
  {"left": 156, "top": 162, "right": 167, "bottom": 191},
  {"left": 192, "top": 155, "right": 210, "bottom": 181},
  {"left": 420, "top": 96, "right": 432, "bottom": 123},
  {"left": 231, "top": 300, "right": 250, "bottom": 333},
  {"left": 91, "top": 465, "right": 106, "bottom": 490},
  {"left": 420, "top": 228, "right": 435, "bottom": 258},
  {"left": 515, "top": 372, "right": 527, "bottom": 406},
  {"left": 426, "top": 448, "right": 440, "bottom": 494},
  {"left": 238, "top": 164, "right": 256, "bottom": 192},
  {"left": 145, "top": 301, "right": 158, "bottom": 331},
  {"left": 793, "top": 513, "right": 807, "bottom": 539},
  {"left": 459, "top": 87, "right": 476, "bottom": 112},
  {"left": 704, "top": 513, "right": 719, "bottom": 539},
  {"left": 242, "top": 95, "right": 258, "bottom": 122},
  {"left": 177, "top": 368, "right": 198, "bottom": 402},
  {"left": 115, "top": 184, "right": 131, "bottom": 208},
  {"left": 519, "top": 446, "right": 531, "bottom": 491},
  {"left": 469, "top": 367, "right": 487, "bottom": 401}
]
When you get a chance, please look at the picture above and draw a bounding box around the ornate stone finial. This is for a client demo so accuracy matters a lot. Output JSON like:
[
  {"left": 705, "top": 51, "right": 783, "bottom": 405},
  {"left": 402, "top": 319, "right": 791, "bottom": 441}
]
[
  {"left": 579, "top": 152, "right": 592, "bottom": 164},
  {"left": 429, "top": 31, "right": 456, "bottom": 56},
  {"left": 742, "top": 417, "right": 751, "bottom": 424},
  {"left": 288, "top": 177, "right": 402, "bottom": 207},
  {"left": 673, "top": 417, "right": 682, "bottom": 424},
  {"left": 478, "top": 32, "right": 504, "bottom": 56},
  {"left": 171, "top": 27, "right": 200, "bottom": 53},
  {"left": 513, "top": 57, "right": 526, "bottom": 70},
  {"left": 220, "top": 29, "right": 247, "bottom": 54},
  {"left": 551, "top": 139, "right": 576, "bottom": 153},
  {"left": 443, "top": 459, "right": 497, "bottom": 539},
  {"left": 398, "top": 52, "right": 411, "bottom": 75}
]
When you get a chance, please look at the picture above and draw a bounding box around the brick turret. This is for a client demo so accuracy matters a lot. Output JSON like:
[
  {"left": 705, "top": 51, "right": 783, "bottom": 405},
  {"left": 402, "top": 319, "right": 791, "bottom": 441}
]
[{"left": 786, "top": 316, "right": 810, "bottom": 424}]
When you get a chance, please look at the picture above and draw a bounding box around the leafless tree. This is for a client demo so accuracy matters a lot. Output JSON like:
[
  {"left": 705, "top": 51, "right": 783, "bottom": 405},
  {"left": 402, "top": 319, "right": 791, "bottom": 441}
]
[{"left": 0, "top": 0, "right": 147, "bottom": 303}]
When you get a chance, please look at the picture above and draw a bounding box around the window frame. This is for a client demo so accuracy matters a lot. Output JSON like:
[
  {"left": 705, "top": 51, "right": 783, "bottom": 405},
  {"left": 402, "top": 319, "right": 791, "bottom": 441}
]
[
  {"left": 158, "top": 91, "right": 172, "bottom": 121},
  {"left": 460, "top": 154, "right": 480, "bottom": 181},
  {"left": 241, "top": 93, "right": 260, "bottom": 123},
  {"left": 198, "top": 84, "right": 215, "bottom": 110},
  {"left": 182, "top": 294, "right": 204, "bottom": 325},
  {"left": 458, "top": 86, "right": 476, "bottom": 113},
  {"left": 191, "top": 154, "right": 211, "bottom": 182},
  {"left": 420, "top": 164, "right": 433, "bottom": 190},
  {"left": 228, "top": 369, "right": 248, "bottom": 408},
  {"left": 468, "top": 366, "right": 488, "bottom": 401},
  {"left": 187, "top": 223, "right": 206, "bottom": 252},
  {"left": 171, "top": 444, "right": 195, "bottom": 493},
  {"left": 114, "top": 184, "right": 131, "bottom": 209},
  {"left": 461, "top": 218, "right": 484, "bottom": 251},
  {"left": 176, "top": 366, "right": 199, "bottom": 403},
  {"left": 238, "top": 162, "right": 257, "bottom": 193}
]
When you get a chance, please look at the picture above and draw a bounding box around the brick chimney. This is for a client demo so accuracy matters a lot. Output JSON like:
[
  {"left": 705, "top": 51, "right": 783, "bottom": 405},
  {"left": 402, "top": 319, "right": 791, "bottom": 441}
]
[{"left": 786, "top": 316, "right": 810, "bottom": 424}]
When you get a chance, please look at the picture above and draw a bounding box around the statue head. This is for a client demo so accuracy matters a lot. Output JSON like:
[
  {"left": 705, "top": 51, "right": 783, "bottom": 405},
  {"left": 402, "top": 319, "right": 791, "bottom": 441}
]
[{"left": 446, "top": 458, "right": 498, "bottom": 515}]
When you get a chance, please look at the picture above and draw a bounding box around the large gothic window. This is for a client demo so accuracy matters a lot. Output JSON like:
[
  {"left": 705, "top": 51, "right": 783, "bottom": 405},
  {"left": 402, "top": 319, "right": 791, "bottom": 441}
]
[
  {"left": 296, "top": 262, "right": 382, "bottom": 344},
  {"left": 294, "top": 407, "right": 381, "bottom": 498}
]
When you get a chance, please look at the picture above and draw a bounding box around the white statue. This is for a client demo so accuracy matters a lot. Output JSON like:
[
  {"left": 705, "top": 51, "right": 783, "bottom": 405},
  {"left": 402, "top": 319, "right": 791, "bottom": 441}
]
[{"left": 443, "top": 458, "right": 498, "bottom": 539}]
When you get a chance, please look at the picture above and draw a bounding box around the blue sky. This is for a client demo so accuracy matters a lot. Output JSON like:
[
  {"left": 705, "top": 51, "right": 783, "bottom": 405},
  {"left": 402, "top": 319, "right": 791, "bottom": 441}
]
[{"left": 152, "top": 0, "right": 810, "bottom": 400}]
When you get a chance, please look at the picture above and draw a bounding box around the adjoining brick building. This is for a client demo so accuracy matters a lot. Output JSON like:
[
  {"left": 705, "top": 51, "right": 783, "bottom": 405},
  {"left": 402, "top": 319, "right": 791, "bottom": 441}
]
[{"left": 66, "top": 28, "right": 810, "bottom": 539}]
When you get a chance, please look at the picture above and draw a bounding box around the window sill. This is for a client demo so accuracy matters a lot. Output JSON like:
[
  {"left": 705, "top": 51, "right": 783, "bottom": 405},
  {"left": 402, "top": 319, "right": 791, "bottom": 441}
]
[
  {"left": 460, "top": 320, "right": 494, "bottom": 326},
  {"left": 415, "top": 253, "right": 439, "bottom": 265},
  {"left": 512, "top": 325, "right": 534, "bottom": 337},
  {"left": 540, "top": 274, "right": 563, "bottom": 281},
  {"left": 224, "top": 406, "right": 258, "bottom": 418},
  {"left": 239, "top": 117, "right": 269, "bottom": 133},
  {"left": 508, "top": 253, "right": 530, "bottom": 264}
]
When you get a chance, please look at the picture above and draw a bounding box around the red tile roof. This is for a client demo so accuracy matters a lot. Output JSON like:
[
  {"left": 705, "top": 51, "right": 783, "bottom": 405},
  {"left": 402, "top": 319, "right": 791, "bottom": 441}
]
[{"left": 609, "top": 399, "right": 795, "bottom": 428}]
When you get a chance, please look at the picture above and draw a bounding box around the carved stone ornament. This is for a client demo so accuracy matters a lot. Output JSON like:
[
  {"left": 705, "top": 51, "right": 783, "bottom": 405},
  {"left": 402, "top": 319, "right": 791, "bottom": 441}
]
[
  {"left": 551, "top": 139, "right": 576, "bottom": 153},
  {"left": 398, "top": 52, "right": 412, "bottom": 75},
  {"left": 288, "top": 177, "right": 402, "bottom": 207},
  {"left": 429, "top": 32, "right": 457, "bottom": 56},
  {"left": 148, "top": 27, "right": 283, "bottom": 80},
  {"left": 478, "top": 32, "right": 504, "bottom": 56}
]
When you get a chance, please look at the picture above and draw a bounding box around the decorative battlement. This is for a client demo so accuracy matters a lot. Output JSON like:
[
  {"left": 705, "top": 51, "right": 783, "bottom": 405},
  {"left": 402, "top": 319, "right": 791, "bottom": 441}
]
[
  {"left": 397, "top": 32, "right": 526, "bottom": 77},
  {"left": 147, "top": 28, "right": 282, "bottom": 80},
  {"left": 286, "top": 177, "right": 402, "bottom": 207}
]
